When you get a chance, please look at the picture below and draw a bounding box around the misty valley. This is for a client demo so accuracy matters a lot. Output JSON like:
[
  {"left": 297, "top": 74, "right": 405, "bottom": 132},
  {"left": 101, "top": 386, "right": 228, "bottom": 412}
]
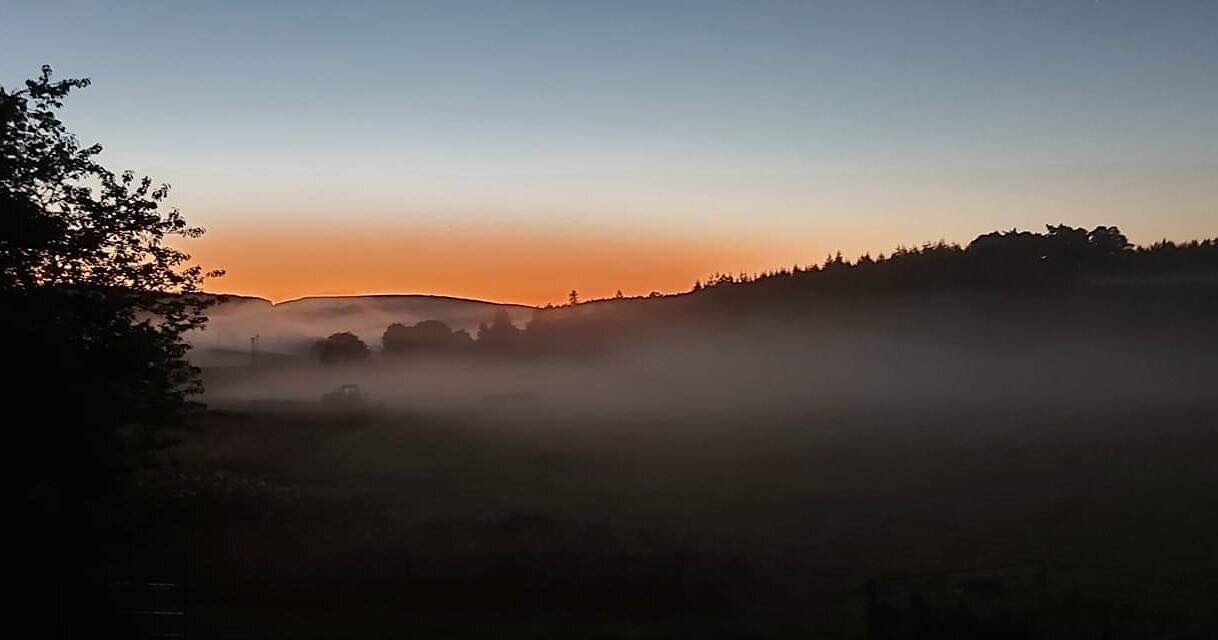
[
  {"left": 141, "top": 257, "right": 1218, "bottom": 638},
  {"left": 7, "top": 13, "right": 1218, "bottom": 633}
]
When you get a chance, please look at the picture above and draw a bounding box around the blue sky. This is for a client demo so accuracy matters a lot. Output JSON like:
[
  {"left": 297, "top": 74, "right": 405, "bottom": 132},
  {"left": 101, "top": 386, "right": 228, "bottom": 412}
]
[{"left": 3, "top": 1, "right": 1216, "bottom": 302}]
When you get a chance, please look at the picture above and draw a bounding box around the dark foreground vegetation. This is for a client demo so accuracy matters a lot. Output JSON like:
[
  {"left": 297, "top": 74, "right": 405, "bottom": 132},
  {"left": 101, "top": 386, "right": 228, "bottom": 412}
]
[
  {"left": 160, "top": 376, "right": 1218, "bottom": 638},
  {"left": 6, "top": 66, "right": 1218, "bottom": 637}
]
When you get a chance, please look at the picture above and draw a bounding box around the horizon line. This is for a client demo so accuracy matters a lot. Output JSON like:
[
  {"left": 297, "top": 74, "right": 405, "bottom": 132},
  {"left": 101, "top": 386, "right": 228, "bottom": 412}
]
[{"left": 204, "top": 290, "right": 550, "bottom": 308}]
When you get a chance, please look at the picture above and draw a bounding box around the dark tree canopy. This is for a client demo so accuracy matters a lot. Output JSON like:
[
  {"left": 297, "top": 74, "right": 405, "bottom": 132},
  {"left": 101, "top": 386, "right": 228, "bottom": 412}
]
[
  {"left": 691, "top": 224, "right": 1215, "bottom": 295},
  {"left": 382, "top": 319, "right": 459, "bottom": 354},
  {"left": 477, "top": 309, "right": 522, "bottom": 350},
  {"left": 314, "top": 331, "right": 372, "bottom": 364},
  {"left": 5, "top": 67, "right": 226, "bottom": 637},
  {"left": 3, "top": 67, "right": 220, "bottom": 500}
]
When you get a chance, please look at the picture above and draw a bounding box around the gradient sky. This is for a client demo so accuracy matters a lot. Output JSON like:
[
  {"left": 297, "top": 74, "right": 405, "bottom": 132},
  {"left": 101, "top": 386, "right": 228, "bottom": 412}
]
[{"left": 4, "top": 1, "right": 1216, "bottom": 304}]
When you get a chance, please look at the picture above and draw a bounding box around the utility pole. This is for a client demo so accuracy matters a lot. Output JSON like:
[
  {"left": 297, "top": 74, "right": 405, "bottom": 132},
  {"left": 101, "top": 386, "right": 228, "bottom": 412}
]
[{"left": 250, "top": 334, "right": 259, "bottom": 368}]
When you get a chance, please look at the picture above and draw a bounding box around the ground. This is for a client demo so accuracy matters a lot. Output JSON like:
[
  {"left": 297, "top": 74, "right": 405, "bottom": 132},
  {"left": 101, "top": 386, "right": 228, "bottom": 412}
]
[{"left": 119, "top": 393, "right": 1218, "bottom": 638}]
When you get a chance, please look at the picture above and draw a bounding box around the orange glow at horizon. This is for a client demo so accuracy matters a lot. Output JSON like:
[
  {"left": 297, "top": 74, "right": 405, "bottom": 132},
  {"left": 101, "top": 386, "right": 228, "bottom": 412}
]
[{"left": 182, "top": 222, "right": 811, "bottom": 307}]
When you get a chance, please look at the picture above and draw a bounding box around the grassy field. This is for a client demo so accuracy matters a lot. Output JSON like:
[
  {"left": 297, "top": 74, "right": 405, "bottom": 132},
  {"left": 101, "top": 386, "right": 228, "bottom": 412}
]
[{"left": 117, "top": 389, "right": 1218, "bottom": 638}]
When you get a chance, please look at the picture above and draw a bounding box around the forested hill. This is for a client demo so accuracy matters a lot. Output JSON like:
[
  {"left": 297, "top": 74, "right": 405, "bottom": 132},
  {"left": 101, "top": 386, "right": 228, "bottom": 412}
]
[{"left": 528, "top": 225, "right": 1218, "bottom": 341}]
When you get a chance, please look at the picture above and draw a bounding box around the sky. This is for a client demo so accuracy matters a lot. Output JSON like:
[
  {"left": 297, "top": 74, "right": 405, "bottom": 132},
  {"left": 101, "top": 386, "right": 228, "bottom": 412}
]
[{"left": 4, "top": 0, "right": 1216, "bottom": 305}]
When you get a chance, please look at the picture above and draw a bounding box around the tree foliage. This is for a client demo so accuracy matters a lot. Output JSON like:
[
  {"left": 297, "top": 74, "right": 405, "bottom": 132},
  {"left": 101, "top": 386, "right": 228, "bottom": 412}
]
[
  {"left": 2, "top": 66, "right": 220, "bottom": 497},
  {"left": 382, "top": 319, "right": 469, "bottom": 355},
  {"left": 314, "top": 331, "right": 372, "bottom": 364},
  {"left": 695, "top": 224, "right": 1216, "bottom": 294},
  {"left": 477, "top": 309, "right": 522, "bottom": 350}
]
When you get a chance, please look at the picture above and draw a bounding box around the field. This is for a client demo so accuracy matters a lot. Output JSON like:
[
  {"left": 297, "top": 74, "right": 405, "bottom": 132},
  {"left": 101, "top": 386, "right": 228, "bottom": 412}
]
[
  {"left": 123, "top": 354, "right": 1218, "bottom": 638},
  {"left": 103, "top": 292, "right": 1217, "bottom": 638}
]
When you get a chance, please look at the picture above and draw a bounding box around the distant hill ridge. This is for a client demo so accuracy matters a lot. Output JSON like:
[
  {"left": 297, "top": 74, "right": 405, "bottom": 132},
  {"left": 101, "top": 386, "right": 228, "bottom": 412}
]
[
  {"left": 192, "top": 293, "right": 537, "bottom": 358},
  {"left": 275, "top": 293, "right": 534, "bottom": 310},
  {"left": 202, "top": 292, "right": 534, "bottom": 308}
]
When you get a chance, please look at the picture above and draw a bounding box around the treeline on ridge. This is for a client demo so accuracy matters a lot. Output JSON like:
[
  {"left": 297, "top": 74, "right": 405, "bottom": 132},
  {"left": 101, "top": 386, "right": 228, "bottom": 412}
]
[
  {"left": 693, "top": 224, "right": 1218, "bottom": 293},
  {"left": 308, "top": 224, "right": 1218, "bottom": 365}
]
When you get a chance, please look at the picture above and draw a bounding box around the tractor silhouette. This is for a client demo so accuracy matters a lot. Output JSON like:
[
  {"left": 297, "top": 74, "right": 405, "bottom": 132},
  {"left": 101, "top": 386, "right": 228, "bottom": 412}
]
[{"left": 321, "top": 383, "right": 365, "bottom": 408}]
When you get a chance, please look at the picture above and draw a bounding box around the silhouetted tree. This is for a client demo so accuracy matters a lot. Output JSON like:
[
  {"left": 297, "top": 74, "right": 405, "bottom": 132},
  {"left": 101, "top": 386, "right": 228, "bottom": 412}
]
[
  {"left": 4, "top": 66, "right": 221, "bottom": 493},
  {"left": 382, "top": 319, "right": 459, "bottom": 354},
  {"left": 4, "top": 66, "right": 222, "bottom": 634},
  {"left": 382, "top": 322, "right": 410, "bottom": 352},
  {"left": 314, "top": 331, "right": 371, "bottom": 364},
  {"left": 569, "top": 289, "right": 580, "bottom": 305},
  {"left": 477, "top": 309, "right": 521, "bottom": 350},
  {"left": 1086, "top": 225, "right": 1131, "bottom": 266}
]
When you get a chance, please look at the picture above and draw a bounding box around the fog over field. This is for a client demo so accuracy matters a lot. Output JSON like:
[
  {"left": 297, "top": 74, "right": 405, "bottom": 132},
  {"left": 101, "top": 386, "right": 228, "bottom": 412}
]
[
  {"left": 202, "top": 297, "right": 1217, "bottom": 419},
  {"left": 11, "top": 1, "right": 1218, "bottom": 634},
  {"left": 173, "top": 291, "right": 1218, "bottom": 637}
]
